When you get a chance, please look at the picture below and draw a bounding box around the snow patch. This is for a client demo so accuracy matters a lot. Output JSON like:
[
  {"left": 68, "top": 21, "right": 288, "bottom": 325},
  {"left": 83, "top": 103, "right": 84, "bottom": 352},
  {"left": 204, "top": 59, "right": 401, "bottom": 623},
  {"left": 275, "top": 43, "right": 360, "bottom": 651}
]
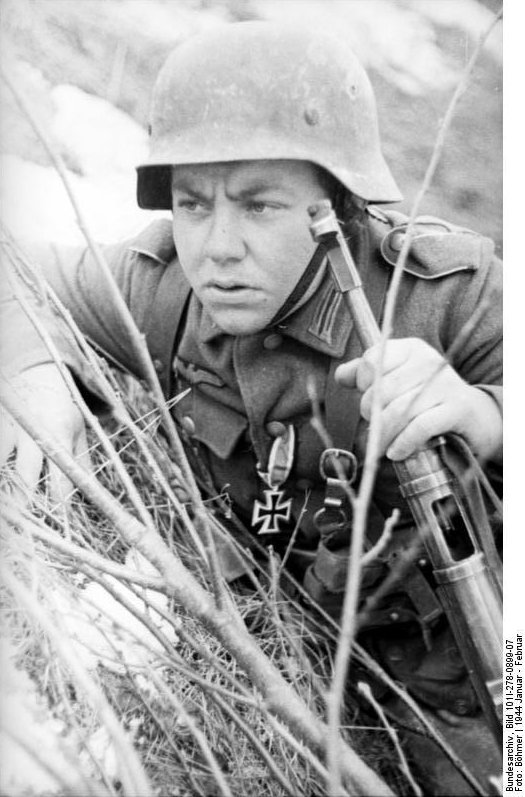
[
  {"left": 0, "top": 640, "right": 78, "bottom": 795},
  {"left": 51, "top": 549, "right": 178, "bottom": 674},
  {"left": 1, "top": 153, "right": 166, "bottom": 244},
  {"left": 51, "top": 85, "right": 149, "bottom": 178}
]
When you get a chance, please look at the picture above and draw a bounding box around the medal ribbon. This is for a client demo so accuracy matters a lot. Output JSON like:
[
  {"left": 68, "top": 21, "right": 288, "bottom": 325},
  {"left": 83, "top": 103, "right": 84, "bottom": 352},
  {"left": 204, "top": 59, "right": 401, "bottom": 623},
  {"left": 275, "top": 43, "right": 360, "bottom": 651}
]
[
  {"left": 252, "top": 424, "right": 295, "bottom": 535},
  {"left": 258, "top": 424, "right": 295, "bottom": 489}
]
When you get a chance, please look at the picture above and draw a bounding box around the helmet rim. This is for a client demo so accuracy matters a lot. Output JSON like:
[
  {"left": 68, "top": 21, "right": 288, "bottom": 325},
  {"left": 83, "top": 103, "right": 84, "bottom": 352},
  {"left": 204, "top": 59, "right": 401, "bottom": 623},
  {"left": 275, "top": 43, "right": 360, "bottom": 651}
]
[{"left": 137, "top": 21, "right": 402, "bottom": 210}]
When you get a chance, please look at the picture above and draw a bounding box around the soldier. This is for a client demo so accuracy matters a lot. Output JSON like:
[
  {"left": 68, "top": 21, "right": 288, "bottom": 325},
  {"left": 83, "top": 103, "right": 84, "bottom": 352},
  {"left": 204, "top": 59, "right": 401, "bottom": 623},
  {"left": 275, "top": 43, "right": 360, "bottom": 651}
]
[{"left": 1, "top": 21, "right": 502, "bottom": 794}]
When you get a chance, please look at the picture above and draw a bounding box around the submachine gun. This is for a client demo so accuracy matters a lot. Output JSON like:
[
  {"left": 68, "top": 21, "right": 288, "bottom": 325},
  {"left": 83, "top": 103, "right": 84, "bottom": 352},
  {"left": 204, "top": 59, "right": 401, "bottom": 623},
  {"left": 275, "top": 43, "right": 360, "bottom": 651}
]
[{"left": 308, "top": 200, "right": 503, "bottom": 745}]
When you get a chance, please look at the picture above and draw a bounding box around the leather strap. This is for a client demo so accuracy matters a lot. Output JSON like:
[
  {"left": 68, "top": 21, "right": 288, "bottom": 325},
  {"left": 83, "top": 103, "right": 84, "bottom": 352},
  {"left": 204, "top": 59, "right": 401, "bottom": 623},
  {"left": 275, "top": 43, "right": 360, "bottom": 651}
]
[
  {"left": 143, "top": 259, "right": 191, "bottom": 395},
  {"left": 324, "top": 214, "right": 391, "bottom": 455}
]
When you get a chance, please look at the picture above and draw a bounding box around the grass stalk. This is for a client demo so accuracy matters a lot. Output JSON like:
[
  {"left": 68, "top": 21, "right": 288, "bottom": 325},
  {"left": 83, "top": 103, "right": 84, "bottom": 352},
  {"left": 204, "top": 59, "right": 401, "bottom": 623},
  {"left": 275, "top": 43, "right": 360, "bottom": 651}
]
[
  {"left": 1, "top": 567, "right": 153, "bottom": 797},
  {"left": 0, "top": 375, "right": 393, "bottom": 796},
  {"left": 0, "top": 65, "right": 229, "bottom": 609}
]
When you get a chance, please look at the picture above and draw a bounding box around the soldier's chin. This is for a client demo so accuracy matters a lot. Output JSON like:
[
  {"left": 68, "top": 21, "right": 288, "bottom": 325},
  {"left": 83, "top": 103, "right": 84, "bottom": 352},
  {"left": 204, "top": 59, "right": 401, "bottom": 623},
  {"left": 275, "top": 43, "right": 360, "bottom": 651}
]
[{"left": 205, "top": 303, "right": 272, "bottom": 336}]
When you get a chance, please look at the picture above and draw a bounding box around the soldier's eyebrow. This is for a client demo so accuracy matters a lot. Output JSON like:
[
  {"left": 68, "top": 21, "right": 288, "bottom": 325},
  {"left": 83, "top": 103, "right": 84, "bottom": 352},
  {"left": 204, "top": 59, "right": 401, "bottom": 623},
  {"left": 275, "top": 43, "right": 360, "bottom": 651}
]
[
  {"left": 171, "top": 178, "right": 211, "bottom": 202},
  {"left": 171, "top": 175, "right": 293, "bottom": 202},
  {"left": 231, "top": 182, "right": 292, "bottom": 201}
]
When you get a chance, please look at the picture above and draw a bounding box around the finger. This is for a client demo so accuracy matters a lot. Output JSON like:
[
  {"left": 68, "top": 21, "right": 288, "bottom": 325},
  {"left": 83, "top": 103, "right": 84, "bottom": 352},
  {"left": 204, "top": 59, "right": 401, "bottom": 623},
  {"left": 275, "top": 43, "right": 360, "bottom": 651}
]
[
  {"left": 47, "top": 461, "right": 76, "bottom": 505},
  {"left": 14, "top": 431, "right": 45, "bottom": 493},
  {"left": 359, "top": 359, "right": 445, "bottom": 421},
  {"left": 359, "top": 383, "right": 440, "bottom": 455},
  {"left": 336, "top": 341, "right": 415, "bottom": 393},
  {"left": 362, "top": 340, "right": 413, "bottom": 373},
  {"left": 0, "top": 414, "right": 17, "bottom": 465},
  {"left": 386, "top": 404, "right": 452, "bottom": 460},
  {"left": 334, "top": 358, "right": 361, "bottom": 389},
  {"left": 73, "top": 425, "right": 93, "bottom": 474}
]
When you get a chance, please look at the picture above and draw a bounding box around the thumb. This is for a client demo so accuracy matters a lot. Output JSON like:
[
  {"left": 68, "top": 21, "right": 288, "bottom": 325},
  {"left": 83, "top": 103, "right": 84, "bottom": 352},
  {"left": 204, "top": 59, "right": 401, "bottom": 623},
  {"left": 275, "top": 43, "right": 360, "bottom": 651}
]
[{"left": 334, "top": 358, "right": 361, "bottom": 389}]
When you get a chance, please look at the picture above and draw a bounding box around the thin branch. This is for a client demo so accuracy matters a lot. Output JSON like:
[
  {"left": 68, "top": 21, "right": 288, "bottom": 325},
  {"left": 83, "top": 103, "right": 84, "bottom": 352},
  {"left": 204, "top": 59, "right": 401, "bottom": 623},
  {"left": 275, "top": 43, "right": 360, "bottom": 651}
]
[
  {"left": 325, "top": 9, "right": 502, "bottom": 793},
  {"left": 0, "top": 66, "right": 229, "bottom": 610},
  {"left": 1, "top": 226, "right": 209, "bottom": 562},
  {"left": 145, "top": 666, "right": 235, "bottom": 797},
  {"left": 0, "top": 375, "right": 393, "bottom": 797},
  {"left": 360, "top": 508, "right": 399, "bottom": 567},
  {"left": 1, "top": 726, "right": 110, "bottom": 797},
  {"left": 208, "top": 690, "right": 299, "bottom": 797},
  {"left": 4, "top": 264, "right": 161, "bottom": 535},
  {"left": 358, "top": 681, "right": 422, "bottom": 797},
  {"left": 2, "top": 567, "right": 153, "bottom": 797}
]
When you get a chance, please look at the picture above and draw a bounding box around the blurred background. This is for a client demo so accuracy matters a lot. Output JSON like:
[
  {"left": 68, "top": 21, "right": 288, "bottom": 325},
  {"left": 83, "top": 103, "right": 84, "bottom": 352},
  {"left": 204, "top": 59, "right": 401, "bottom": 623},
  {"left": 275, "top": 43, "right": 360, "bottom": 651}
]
[{"left": 0, "top": 0, "right": 502, "bottom": 253}]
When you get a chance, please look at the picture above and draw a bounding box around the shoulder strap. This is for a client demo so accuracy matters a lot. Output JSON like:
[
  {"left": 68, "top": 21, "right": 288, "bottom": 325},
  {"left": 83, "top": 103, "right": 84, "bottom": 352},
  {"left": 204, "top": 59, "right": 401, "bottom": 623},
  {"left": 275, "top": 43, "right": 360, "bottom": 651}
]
[
  {"left": 124, "top": 219, "right": 192, "bottom": 396},
  {"left": 143, "top": 258, "right": 192, "bottom": 396}
]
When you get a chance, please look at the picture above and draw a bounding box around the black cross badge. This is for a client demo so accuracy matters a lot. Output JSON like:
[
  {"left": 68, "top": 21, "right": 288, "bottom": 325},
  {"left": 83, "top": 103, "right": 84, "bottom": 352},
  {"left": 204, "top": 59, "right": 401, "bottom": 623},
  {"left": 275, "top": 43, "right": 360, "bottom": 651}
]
[{"left": 252, "top": 487, "right": 293, "bottom": 535}]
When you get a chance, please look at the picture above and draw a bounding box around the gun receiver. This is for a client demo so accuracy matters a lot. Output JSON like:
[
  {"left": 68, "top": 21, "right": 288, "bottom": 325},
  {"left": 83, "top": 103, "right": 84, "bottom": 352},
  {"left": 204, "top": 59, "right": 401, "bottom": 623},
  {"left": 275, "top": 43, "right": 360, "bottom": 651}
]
[{"left": 308, "top": 200, "right": 503, "bottom": 744}]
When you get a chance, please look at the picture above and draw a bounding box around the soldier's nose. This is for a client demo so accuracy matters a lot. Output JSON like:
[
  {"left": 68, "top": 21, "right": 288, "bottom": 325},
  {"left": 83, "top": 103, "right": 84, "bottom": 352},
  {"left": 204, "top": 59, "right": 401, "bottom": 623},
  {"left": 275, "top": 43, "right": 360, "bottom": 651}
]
[{"left": 204, "top": 208, "right": 245, "bottom": 263}]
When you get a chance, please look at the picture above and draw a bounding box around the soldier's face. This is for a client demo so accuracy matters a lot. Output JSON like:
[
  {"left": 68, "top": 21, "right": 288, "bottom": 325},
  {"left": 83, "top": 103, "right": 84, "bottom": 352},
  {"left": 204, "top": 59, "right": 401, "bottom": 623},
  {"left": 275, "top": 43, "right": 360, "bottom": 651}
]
[{"left": 171, "top": 160, "right": 329, "bottom": 335}]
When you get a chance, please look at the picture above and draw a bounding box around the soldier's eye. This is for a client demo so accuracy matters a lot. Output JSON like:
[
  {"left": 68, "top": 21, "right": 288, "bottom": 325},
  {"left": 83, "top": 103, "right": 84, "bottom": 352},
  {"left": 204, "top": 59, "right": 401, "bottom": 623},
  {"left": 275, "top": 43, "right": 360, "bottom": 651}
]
[
  {"left": 247, "top": 201, "right": 270, "bottom": 215},
  {"left": 177, "top": 199, "right": 203, "bottom": 212}
]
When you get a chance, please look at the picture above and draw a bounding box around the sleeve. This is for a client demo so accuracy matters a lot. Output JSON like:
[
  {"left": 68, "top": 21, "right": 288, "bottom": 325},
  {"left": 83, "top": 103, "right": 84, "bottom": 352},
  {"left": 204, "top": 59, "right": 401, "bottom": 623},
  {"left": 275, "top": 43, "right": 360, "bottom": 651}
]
[
  {"left": 386, "top": 224, "right": 503, "bottom": 478},
  {"left": 0, "top": 220, "right": 176, "bottom": 400},
  {"left": 445, "top": 252, "right": 503, "bottom": 419}
]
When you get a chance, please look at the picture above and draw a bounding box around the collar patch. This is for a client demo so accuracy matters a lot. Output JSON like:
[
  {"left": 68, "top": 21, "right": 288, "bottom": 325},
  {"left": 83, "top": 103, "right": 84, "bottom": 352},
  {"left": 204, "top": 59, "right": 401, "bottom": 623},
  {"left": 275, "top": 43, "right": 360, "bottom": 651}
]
[{"left": 307, "top": 279, "right": 343, "bottom": 345}]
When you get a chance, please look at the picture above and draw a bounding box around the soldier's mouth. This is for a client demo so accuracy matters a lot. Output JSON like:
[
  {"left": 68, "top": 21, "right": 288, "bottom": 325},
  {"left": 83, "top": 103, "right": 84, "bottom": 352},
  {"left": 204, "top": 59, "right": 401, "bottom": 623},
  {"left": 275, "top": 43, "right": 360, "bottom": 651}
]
[{"left": 207, "top": 282, "right": 259, "bottom": 297}]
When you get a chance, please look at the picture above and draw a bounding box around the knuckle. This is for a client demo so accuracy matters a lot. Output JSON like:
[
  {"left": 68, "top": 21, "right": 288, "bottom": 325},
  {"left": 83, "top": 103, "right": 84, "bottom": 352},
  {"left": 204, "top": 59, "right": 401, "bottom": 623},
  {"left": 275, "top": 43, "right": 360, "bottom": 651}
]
[
  {"left": 407, "top": 412, "right": 440, "bottom": 448},
  {"left": 360, "top": 393, "right": 371, "bottom": 421}
]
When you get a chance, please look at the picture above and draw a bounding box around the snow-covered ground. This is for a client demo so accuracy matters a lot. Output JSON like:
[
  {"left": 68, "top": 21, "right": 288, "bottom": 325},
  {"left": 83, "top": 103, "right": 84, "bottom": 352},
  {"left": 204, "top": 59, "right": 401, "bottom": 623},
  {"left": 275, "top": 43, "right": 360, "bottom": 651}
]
[{"left": 1, "top": 84, "right": 168, "bottom": 244}]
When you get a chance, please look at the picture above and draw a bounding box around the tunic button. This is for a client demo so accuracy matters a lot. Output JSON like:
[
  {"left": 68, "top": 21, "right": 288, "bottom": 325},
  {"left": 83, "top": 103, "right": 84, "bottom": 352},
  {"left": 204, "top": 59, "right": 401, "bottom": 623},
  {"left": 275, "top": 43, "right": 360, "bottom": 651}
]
[
  {"left": 266, "top": 421, "right": 287, "bottom": 438},
  {"left": 453, "top": 699, "right": 470, "bottom": 716},
  {"left": 181, "top": 415, "right": 196, "bottom": 436},
  {"left": 263, "top": 333, "right": 283, "bottom": 350},
  {"left": 153, "top": 358, "right": 164, "bottom": 373}
]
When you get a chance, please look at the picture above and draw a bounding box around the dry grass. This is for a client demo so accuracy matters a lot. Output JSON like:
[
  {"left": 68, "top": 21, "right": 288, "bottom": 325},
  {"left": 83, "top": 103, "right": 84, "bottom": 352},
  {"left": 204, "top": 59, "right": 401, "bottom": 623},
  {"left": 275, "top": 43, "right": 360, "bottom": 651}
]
[{"left": 1, "top": 372, "right": 408, "bottom": 797}]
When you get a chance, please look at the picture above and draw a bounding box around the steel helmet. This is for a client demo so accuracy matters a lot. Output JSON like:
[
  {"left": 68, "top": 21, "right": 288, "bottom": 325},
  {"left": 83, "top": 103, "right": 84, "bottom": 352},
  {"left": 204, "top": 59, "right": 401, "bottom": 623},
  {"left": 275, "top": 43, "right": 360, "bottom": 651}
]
[{"left": 137, "top": 21, "right": 402, "bottom": 209}]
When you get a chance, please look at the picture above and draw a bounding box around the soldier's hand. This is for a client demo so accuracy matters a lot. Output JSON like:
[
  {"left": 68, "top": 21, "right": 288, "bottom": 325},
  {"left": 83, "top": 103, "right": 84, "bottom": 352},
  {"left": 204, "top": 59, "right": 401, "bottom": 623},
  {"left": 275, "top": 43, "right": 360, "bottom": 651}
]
[
  {"left": 334, "top": 338, "right": 502, "bottom": 462},
  {"left": 0, "top": 363, "right": 91, "bottom": 503}
]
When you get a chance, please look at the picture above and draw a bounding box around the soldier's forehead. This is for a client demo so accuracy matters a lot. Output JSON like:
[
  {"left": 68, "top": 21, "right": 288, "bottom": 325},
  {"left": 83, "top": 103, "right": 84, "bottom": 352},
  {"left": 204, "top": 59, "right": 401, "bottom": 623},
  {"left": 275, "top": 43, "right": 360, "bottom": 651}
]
[{"left": 171, "top": 159, "right": 323, "bottom": 192}]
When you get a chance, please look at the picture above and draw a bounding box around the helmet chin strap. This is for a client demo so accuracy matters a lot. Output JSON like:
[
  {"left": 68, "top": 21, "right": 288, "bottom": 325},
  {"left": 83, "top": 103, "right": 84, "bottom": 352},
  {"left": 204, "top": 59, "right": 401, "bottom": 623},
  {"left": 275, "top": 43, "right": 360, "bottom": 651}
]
[
  {"left": 268, "top": 201, "right": 368, "bottom": 328},
  {"left": 268, "top": 243, "right": 327, "bottom": 327}
]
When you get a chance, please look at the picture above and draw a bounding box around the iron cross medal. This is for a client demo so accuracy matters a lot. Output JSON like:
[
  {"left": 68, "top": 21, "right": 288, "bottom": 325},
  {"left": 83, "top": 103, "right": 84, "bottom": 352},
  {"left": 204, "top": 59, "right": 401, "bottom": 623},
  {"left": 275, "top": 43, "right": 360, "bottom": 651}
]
[
  {"left": 252, "top": 488, "right": 293, "bottom": 535},
  {"left": 252, "top": 424, "right": 295, "bottom": 535}
]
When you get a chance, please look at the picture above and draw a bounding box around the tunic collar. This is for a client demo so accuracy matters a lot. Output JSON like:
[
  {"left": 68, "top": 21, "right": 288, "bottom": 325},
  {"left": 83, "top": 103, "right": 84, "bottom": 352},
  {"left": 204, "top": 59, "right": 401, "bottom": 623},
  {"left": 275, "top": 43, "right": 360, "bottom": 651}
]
[{"left": 198, "top": 268, "right": 353, "bottom": 358}]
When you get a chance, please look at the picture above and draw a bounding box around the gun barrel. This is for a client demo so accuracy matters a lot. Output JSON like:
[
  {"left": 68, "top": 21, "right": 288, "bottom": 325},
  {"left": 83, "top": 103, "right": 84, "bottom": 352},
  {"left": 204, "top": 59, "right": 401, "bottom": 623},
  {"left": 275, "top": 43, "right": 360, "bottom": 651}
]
[{"left": 435, "top": 553, "right": 503, "bottom": 743}]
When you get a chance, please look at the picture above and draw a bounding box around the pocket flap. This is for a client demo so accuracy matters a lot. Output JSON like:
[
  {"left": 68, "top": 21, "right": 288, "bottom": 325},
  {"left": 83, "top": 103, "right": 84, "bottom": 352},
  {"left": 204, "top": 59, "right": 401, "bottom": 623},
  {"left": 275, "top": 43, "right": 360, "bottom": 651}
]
[{"left": 176, "top": 388, "right": 248, "bottom": 460}]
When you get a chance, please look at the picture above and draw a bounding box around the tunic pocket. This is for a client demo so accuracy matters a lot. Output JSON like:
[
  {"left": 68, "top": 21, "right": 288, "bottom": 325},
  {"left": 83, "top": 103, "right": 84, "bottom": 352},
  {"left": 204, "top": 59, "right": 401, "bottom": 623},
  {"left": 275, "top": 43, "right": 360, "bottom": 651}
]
[{"left": 173, "top": 365, "right": 247, "bottom": 460}]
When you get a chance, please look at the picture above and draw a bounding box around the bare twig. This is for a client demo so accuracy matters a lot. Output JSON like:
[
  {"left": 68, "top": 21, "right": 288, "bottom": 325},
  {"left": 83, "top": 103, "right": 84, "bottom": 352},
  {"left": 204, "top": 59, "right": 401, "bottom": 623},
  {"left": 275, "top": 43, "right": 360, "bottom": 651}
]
[
  {"left": 1, "top": 567, "right": 153, "bottom": 797},
  {"left": 360, "top": 508, "right": 399, "bottom": 567},
  {"left": 0, "top": 66, "right": 228, "bottom": 610},
  {"left": 146, "top": 666, "right": 235, "bottom": 797},
  {"left": 325, "top": 9, "right": 502, "bottom": 793},
  {"left": 0, "top": 375, "right": 393, "bottom": 796},
  {"left": 0, "top": 726, "right": 111, "bottom": 797},
  {"left": 358, "top": 681, "right": 423, "bottom": 797},
  {"left": 208, "top": 690, "right": 299, "bottom": 797},
  {"left": 2, "top": 227, "right": 210, "bottom": 563}
]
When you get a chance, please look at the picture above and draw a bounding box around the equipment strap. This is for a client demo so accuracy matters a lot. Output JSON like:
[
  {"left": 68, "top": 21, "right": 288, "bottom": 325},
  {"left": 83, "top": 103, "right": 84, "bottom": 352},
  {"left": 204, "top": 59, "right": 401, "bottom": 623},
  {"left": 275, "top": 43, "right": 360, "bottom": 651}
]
[
  {"left": 143, "top": 258, "right": 191, "bottom": 396},
  {"left": 325, "top": 213, "right": 391, "bottom": 454}
]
